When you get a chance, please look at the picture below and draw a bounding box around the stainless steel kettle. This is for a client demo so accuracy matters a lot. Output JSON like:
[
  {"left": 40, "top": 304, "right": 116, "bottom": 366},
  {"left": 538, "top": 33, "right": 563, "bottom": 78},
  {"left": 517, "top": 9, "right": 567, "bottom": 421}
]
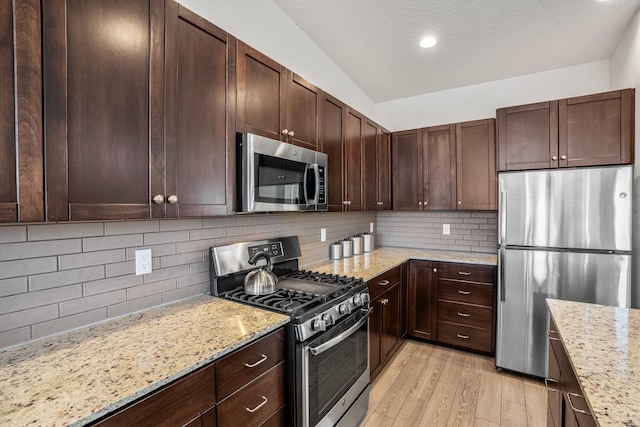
[{"left": 244, "top": 252, "right": 278, "bottom": 295}]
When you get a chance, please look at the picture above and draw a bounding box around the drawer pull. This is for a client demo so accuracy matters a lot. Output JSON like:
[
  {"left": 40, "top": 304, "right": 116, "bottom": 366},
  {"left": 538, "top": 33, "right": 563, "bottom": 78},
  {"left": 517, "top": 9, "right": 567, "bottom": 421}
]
[
  {"left": 544, "top": 378, "right": 559, "bottom": 393},
  {"left": 567, "top": 392, "right": 591, "bottom": 416},
  {"left": 458, "top": 271, "right": 471, "bottom": 276},
  {"left": 244, "top": 354, "right": 268, "bottom": 368},
  {"left": 378, "top": 280, "right": 389, "bottom": 286},
  {"left": 245, "top": 395, "right": 268, "bottom": 413},
  {"left": 456, "top": 333, "right": 470, "bottom": 339},
  {"left": 457, "top": 312, "right": 471, "bottom": 317},
  {"left": 547, "top": 330, "right": 560, "bottom": 342},
  {"left": 457, "top": 290, "right": 471, "bottom": 295}
]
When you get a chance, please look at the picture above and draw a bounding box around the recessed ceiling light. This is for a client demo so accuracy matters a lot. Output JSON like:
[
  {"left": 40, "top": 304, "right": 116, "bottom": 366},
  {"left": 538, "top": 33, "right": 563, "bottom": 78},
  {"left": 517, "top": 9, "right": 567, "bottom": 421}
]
[{"left": 420, "top": 36, "right": 437, "bottom": 49}]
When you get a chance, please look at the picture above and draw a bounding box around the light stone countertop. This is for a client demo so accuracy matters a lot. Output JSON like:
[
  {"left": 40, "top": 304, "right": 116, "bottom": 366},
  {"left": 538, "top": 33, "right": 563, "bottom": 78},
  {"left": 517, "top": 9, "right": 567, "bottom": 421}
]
[
  {"left": 0, "top": 296, "right": 289, "bottom": 427},
  {"left": 547, "top": 299, "right": 640, "bottom": 427},
  {"left": 304, "top": 247, "right": 497, "bottom": 282}
]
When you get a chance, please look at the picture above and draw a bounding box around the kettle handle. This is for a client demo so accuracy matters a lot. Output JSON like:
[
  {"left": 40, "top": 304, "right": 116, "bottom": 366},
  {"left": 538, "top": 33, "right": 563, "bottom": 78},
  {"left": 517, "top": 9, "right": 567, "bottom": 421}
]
[{"left": 248, "top": 251, "right": 273, "bottom": 272}]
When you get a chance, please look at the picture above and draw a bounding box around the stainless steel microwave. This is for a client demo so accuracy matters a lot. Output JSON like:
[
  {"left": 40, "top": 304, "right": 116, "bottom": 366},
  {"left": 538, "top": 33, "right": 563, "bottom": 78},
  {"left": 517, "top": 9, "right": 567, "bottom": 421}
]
[{"left": 236, "top": 133, "right": 327, "bottom": 213}]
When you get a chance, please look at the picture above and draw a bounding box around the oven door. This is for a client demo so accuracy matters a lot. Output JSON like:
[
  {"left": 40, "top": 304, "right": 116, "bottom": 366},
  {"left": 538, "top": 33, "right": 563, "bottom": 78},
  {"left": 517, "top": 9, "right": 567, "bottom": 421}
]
[{"left": 301, "top": 307, "right": 371, "bottom": 427}]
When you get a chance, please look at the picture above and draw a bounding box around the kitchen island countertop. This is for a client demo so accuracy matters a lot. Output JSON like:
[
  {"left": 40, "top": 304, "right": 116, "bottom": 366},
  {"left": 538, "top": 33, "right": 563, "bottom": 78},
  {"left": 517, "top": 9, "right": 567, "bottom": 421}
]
[
  {"left": 547, "top": 299, "right": 640, "bottom": 426},
  {"left": 0, "top": 296, "right": 289, "bottom": 426},
  {"left": 304, "top": 247, "right": 497, "bottom": 282}
]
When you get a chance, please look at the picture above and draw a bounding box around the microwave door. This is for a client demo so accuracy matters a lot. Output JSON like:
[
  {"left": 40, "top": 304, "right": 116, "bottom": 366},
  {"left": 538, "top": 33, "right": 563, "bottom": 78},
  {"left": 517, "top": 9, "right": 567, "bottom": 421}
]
[{"left": 304, "top": 164, "right": 320, "bottom": 207}]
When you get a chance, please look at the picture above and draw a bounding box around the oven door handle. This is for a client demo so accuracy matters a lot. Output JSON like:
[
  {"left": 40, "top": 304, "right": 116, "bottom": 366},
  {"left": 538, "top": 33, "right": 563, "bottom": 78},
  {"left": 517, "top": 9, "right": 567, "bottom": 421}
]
[{"left": 309, "top": 308, "right": 372, "bottom": 356}]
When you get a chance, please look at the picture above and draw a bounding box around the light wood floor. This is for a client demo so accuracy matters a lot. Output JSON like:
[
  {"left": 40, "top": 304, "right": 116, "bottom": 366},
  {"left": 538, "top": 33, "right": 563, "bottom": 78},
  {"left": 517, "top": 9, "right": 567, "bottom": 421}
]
[{"left": 363, "top": 340, "right": 547, "bottom": 427}]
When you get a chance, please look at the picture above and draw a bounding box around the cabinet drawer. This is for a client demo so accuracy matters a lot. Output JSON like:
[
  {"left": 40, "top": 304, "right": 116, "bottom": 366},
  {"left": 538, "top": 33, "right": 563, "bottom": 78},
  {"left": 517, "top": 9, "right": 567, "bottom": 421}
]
[
  {"left": 438, "top": 263, "right": 494, "bottom": 284},
  {"left": 438, "top": 279, "right": 493, "bottom": 306},
  {"left": 217, "top": 362, "right": 286, "bottom": 427},
  {"left": 368, "top": 265, "right": 401, "bottom": 300},
  {"left": 437, "top": 300, "right": 492, "bottom": 329},
  {"left": 216, "top": 328, "right": 285, "bottom": 400},
  {"left": 437, "top": 321, "right": 492, "bottom": 353}
]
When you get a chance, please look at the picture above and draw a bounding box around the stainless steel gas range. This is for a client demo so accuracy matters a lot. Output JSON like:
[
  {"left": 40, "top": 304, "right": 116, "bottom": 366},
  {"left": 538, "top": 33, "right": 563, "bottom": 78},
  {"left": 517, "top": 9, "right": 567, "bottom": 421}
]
[{"left": 210, "top": 236, "right": 371, "bottom": 427}]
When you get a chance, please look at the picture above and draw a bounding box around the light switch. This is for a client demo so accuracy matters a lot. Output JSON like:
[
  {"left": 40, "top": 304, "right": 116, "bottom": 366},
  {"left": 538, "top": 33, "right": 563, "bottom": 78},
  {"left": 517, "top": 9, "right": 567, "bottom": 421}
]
[{"left": 320, "top": 228, "right": 326, "bottom": 242}]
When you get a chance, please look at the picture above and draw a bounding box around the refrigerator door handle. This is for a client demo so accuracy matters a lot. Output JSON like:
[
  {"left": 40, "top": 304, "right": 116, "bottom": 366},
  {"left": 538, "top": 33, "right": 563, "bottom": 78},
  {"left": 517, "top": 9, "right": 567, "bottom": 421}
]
[
  {"left": 498, "top": 191, "right": 506, "bottom": 246},
  {"left": 499, "top": 249, "right": 505, "bottom": 302}
]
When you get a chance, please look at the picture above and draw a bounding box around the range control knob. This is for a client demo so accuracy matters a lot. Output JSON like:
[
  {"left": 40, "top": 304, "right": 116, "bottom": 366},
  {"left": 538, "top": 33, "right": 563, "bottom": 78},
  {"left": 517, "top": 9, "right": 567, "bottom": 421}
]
[
  {"left": 361, "top": 293, "right": 371, "bottom": 304},
  {"left": 338, "top": 304, "right": 352, "bottom": 315},
  {"left": 353, "top": 295, "right": 363, "bottom": 307},
  {"left": 322, "top": 314, "right": 335, "bottom": 326},
  {"left": 312, "top": 318, "right": 327, "bottom": 332}
]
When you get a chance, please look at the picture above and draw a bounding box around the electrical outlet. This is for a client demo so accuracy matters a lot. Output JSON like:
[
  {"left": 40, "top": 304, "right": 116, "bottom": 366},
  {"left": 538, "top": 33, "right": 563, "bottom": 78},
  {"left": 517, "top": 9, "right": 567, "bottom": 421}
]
[
  {"left": 135, "top": 249, "right": 152, "bottom": 275},
  {"left": 443, "top": 224, "right": 450, "bottom": 235},
  {"left": 320, "top": 228, "right": 326, "bottom": 242},
  {"left": 370, "top": 222, "right": 374, "bottom": 233}
]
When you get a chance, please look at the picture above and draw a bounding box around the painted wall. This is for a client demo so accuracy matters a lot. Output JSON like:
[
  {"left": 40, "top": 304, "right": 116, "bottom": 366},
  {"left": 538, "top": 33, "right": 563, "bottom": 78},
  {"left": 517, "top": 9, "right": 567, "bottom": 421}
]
[
  {"left": 0, "top": 212, "right": 375, "bottom": 350},
  {"left": 610, "top": 7, "right": 640, "bottom": 308}
]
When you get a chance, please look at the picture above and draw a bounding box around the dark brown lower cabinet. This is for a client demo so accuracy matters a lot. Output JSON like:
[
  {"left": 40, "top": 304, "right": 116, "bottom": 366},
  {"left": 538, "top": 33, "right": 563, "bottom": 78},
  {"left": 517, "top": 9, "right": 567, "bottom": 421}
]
[
  {"left": 369, "top": 266, "right": 403, "bottom": 381},
  {"left": 407, "top": 260, "right": 438, "bottom": 340},
  {"left": 547, "top": 317, "right": 596, "bottom": 427},
  {"left": 92, "top": 328, "right": 285, "bottom": 427}
]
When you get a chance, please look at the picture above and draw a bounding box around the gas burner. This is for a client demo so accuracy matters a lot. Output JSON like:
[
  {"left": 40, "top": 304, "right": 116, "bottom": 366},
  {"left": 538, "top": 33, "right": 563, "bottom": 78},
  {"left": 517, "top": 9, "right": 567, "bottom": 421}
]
[
  {"left": 223, "top": 287, "right": 324, "bottom": 315},
  {"left": 286, "top": 270, "right": 361, "bottom": 289}
]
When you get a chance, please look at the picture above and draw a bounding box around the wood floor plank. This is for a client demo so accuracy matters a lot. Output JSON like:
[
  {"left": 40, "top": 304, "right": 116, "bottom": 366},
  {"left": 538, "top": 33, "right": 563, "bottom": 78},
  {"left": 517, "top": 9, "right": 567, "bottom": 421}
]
[
  {"left": 391, "top": 395, "right": 429, "bottom": 426},
  {"left": 410, "top": 346, "right": 450, "bottom": 401},
  {"left": 446, "top": 368, "right": 482, "bottom": 427},
  {"left": 500, "top": 372, "right": 526, "bottom": 404},
  {"left": 376, "top": 356, "right": 429, "bottom": 418},
  {"left": 501, "top": 400, "right": 528, "bottom": 427},
  {"left": 475, "top": 370, "right": 502, "bottom": 424},
  {"left": 362, "top": 411, "right": 395, "bottom": 427},
  {"left": 418, "top": 381, "right": 458, "bottom": 427},
  {"left": 474, "top": 417, "right": 501, "bottom": 427},
  {"left": 523, "top": 381, "right": 547, "bottom": 427}
]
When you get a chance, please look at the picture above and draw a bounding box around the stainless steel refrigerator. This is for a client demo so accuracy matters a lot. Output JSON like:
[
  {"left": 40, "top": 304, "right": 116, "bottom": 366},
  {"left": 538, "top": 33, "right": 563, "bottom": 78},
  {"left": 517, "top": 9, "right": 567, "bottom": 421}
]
[{"left": 496, "top": 165, "right": 632, "bottom": 378}]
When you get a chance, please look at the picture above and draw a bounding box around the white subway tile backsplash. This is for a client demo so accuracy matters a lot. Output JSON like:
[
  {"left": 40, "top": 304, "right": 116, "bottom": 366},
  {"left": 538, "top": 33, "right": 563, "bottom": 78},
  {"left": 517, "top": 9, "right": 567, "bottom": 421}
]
[
  {"left": 29, "top": 266, "right": 105, "bottom": 291},
  {"left": 0, "top": 225, "right": 27, "bottom": 243}
]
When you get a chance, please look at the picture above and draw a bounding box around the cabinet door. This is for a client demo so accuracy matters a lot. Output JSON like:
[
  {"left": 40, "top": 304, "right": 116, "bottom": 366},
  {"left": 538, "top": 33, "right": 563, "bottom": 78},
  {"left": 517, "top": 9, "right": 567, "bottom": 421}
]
[
  {"left": 422, "top": 124, "right": 456, "bottom": 210},
  {"left": 344, "top": 109, "right": 363, "bottom": 211},
  {"left": 369, "top": 294, "right": 383, "bottom": 381},
  {"left": 408, "top": 260, "right": 438, "bottom": 340},
  {"left": 1, "top": 0, "right": 44, "bottom": 223},
  {"left": 320, "top": 93, "right": 345, "bottom": 212},
  {"left": 497, "top": 101, "right": 558, "bottom": 171},
  {"left": 392, "top": 129, "right": 423, "bottom": 211},
  {"left": 377, "top": 128, "right": 392, "bottom": 210},
  {"left": 363, "top": 119, "right": 378, "bottom": 211},
  {"left": 44, "top": 0, "right": 164, "bottom": 221},
  {"left": 559, "top": 89, "right": 634, "bottom": 168},
  {"left": 287, "top": 73, "right": 321, "bottom": 149},
  {"left": 381, "top": 284, "right": 401, "bottom": 362},
  {"left": 164, "top": 2, "right": 235, "bottom": 218},
  {"left": 236, "top": 41, "right": 286, "bottom": 141},
  {"left": 456, "top": 119, "right": 496, "bottom": 210}
]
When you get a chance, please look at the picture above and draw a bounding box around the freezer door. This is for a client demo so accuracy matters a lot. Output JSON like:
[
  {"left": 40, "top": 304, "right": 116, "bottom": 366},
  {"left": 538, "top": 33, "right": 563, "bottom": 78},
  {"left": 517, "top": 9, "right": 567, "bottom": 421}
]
[
  {"left": 498, "top": 166, "right": 632, "bottom": 251},
  {"left": 496, "top": 248, "right": 631, "bottom": 377}
]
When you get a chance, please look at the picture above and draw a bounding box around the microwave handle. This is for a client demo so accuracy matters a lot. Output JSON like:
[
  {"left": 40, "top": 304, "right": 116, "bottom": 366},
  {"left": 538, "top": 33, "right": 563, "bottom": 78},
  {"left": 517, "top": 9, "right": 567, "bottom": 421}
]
[{"left": 304, "top": 163, "right": 320, "bottom": 206}]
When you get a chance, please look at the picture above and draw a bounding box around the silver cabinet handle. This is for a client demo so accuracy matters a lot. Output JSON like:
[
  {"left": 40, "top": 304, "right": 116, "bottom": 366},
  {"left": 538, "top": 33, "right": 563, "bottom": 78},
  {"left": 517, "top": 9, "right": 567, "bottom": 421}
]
[
  {"left": 281, "top": 128, "right": 289, "bottom": 136},
  {"left": 567, "top": 392, "right": 591, "bottom": 416},
  {"left": 457, "top": 290, "right": 471, "bottom": 295},
  {"left": 167, "top": 195, "right": 178, "bottom": 204},
  {"left": 457, "top": 312, "right": 471, "bottom": 317},
  {"left": 458, "top": 271, "right": 471, "bottom": 276},
  {"left": 245, "top": 395, "right": 268, "bottom": 413},
  {"left": 544, "top": 378, "right": 559, "bottom": 393},
  {"left": 560, "top": 154, "right": 567, "bottom": 160},
  {"left": 288, "top": 130, "right": 295, "bottom": 137},
  {"left": 244, "top": 353, "right": 268, "bottom": 368},
  {"left": 378, "top": 280, "right": 389, "bottom": 286},
  {"left": 152, "top": 195, "right": 164, "bottom": 204},
  {"left": 547, "top": 330, "right": 560, "bottom": 341},
  {"left": 456, "top": 333, "right": 469, "bottom": 339}
]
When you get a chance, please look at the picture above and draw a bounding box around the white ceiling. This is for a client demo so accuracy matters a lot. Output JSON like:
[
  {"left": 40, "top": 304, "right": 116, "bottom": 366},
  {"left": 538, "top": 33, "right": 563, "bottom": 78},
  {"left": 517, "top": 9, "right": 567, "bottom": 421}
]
[{"left": 272, "top": 0, "right": 640, "bottom": 103}]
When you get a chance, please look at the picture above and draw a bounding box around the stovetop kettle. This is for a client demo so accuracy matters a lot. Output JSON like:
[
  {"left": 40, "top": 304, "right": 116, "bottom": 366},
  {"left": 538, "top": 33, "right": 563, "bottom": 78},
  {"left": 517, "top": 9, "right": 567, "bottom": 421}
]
[{"left": 244, "top": 252, "right": 278, "bottom": 295}]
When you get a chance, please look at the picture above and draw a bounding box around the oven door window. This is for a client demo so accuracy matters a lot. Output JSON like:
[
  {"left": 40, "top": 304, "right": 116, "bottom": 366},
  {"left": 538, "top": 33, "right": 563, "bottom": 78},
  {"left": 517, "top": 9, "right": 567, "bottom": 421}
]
[
  {"left": 304, "top": 312, "right": 369, "bottom": 426},
  {"left": 254, "top": 153, "right": 309, "bottom": 205}
]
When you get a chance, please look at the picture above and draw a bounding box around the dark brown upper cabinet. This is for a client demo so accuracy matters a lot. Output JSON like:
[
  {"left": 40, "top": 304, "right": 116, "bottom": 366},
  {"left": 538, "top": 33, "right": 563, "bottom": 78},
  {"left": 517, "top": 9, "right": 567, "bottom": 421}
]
[
  {"left": 422, "top": 124, "right": 457, "bottom": 211},
  {"left": 363, "top": 119, "right": 391, "bottom": 211},
  {"left": 164, "top": 2, "right": 236, "bottom": 218},
  {"left": 320, "top": 93, "right": 346, "bottom": 212},
  {"left": 1, "top": 0, "right": 44, "bottom": 223},
  {"left": 392, "top": 129, "right": 423, "bottom": 211},
  {"left": 343, "top": 108, "right": 364, "bottom": 211},
  {"left": 236, "top": 41, "right": 321, "bottom": 150},
  {"left": 456, "top": 119, "right": 496, "bottom": 211},
  {"left": 44, "top": 0, "right": 165, "bottom": 221},
  {"left": 497, "top": 89, "right": 634, "bottom": 171}
]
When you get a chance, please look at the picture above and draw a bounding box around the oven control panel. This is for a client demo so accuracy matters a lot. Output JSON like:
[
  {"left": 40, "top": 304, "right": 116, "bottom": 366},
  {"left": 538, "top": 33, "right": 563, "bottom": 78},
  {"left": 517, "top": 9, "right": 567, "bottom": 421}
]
[{"left": 248, "top": 242, "right": 283, "bottom": 258}]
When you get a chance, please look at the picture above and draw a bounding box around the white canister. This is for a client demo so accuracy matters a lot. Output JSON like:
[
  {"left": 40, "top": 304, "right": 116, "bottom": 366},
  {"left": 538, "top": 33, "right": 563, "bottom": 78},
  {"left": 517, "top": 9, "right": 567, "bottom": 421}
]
[
  {"left": 341, "top": 239, "right": 352, "bottom": 258},
  {"left": 350, "top": 235, "right": 363, "bottom": 255},
  {"left": 361, "top": 233, "right": 374, "bottom": 252}
]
